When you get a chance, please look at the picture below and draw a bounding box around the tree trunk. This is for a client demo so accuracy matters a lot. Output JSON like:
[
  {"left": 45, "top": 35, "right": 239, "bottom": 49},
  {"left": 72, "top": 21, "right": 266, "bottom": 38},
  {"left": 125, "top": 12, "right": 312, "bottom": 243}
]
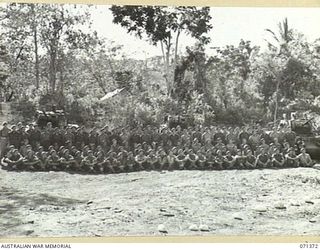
[
  {"left": 160, "top": 41, "right": 166, "bottom": 65},
  {"left": 174, "top": 29, "right": 180, "bottom": 69},
  {"left": 31, "top": 4, "right": 40, "bottom": 89},
  {"left": 165, "top": 37, "right": 172, "bottom": 96},
  {"left": 34, "top": 27, "right": 39, "bottom": 89},
  {"left": 58, "top": 54, "right": 64, "bottom": 93},
  {"left": 49, "top": 45, "right": 57, "bottom": 93},
  {"left": 274, "top": 76, "right": 280, "bottom": 123}
]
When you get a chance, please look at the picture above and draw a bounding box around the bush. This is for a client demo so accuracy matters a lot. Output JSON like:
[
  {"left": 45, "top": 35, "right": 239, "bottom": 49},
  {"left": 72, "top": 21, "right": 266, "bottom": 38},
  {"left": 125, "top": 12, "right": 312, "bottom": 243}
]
[
  {"left": 214, "top": 106, "right": 267, "bottom": 126},
  {"left": 11, "top": 98, "right": 37, "bottom": 123}
]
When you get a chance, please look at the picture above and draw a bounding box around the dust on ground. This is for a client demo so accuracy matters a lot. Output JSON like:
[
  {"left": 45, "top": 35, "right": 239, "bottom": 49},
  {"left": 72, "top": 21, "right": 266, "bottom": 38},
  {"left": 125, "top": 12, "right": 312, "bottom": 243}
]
[{"left": 1, "top": 167, "right": 320, "bottom": 237}]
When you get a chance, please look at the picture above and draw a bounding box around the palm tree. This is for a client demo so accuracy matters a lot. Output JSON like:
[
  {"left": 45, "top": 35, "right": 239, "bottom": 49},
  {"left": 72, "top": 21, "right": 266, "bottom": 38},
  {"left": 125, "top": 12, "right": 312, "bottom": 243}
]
[
  {"left": 265, "top": 18, "right": 293, "bottom": 55},
  {"left": 265, "top": 18, "right": 293, "bottom": 123}
]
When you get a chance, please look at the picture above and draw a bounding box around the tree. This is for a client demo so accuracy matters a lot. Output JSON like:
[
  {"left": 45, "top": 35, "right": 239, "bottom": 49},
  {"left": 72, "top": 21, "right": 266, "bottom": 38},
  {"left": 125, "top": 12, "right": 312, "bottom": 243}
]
[
  {"left": 38, "top": 4, "right": 93, "bottom": 93},
  {"left": 0, "top": 3, "right": 40, "bottom": 88},
  {"left": 110, "top": 5, "right": 212, "bottom": 94},
  {"left": 0, "top": 39, "right": 10, "bottom": 101},
  {"left": 265, "top": 17, "right": 293, "bottom": 56},
  {"left": 205, "top": 40, "right": 257, "bottom": 111},
  {"left": 0, "top": 3, "right": 95, "bottom": 96}
]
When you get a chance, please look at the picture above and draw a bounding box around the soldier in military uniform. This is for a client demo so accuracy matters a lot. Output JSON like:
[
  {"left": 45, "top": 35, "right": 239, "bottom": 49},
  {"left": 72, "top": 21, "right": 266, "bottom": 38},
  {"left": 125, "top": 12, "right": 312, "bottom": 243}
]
[
  {"left": 61, "top": 149, "right": 75, "bottom": 171},
  {"left": 22, "top": 150, "right": 40, "bottom": 171},
  {"left": 271, "top": 147, "right": 285, "bottom": 168},
  {"left": 8, "top": 125, "right": 20, "bottom": 149},
  {"left": 27, "top": 123, "right": 41, "bottom": 149},
  {"left": 298, "top": 147, "right": 313, "bottom": 167},
  {"left": 255, "top": 148, "right": 271, "bottom": 169},
  {"left": 244, "top": 149, "right": 256, "bottom": 169},
  {"left": 0, "top": 122, "right": 11, "bottom": 157},
  {"left": 47, "top": 150, "right": 63, "bottom": 171},
  {"left": 81, "top": 150, "right": 97, "bottom": 173},
  {"left": 285, "top": 147, "right": 300, "bottom": 168},
  {"left": 3, "top": 149, "right": 23, "bottom": 170}
]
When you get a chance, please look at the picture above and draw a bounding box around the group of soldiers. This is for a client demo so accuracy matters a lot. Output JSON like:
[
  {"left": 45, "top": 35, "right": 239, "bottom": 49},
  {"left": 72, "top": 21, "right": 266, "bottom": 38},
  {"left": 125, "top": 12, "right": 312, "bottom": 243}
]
[{"left": 0, "top": 120, "right": 314, "bottom": 173}]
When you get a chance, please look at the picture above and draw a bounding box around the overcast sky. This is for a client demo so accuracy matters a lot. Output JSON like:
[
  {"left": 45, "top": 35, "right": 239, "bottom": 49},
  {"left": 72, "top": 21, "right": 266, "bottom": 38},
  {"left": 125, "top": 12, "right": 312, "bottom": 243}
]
[{"left": 91, "top": 6, "right": 320, "bottom": 59}]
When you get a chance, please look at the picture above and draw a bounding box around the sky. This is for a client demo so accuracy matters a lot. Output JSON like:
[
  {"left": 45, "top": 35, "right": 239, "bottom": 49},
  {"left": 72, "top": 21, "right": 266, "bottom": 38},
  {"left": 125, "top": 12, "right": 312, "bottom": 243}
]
[{"left": 90, "top": 6, "right": 320, "bottom": 59}]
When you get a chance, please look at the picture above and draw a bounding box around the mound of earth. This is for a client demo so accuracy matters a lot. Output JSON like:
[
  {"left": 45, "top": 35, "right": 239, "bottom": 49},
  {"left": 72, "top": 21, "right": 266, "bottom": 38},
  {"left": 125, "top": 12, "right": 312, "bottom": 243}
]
[{"left": 1, "top": 167, "right": 320, "bottom": 237}]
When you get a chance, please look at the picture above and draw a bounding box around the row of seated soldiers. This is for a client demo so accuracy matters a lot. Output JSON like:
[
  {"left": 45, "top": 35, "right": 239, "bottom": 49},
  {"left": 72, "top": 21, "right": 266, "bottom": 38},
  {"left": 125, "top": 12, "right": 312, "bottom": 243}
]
[{"left": 0, "top": 124, "right": 314, "bottom": 173}]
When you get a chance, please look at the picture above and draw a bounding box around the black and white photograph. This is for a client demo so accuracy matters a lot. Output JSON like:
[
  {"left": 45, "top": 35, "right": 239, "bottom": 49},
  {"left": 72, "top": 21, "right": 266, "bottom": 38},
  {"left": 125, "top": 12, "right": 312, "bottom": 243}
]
[{"left": 0, "top": 3, "right": 320, "bottom": 238}]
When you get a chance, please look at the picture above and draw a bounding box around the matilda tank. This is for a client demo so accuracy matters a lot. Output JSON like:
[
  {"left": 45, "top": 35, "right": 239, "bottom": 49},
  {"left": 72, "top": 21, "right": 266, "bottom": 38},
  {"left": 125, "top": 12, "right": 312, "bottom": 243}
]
[
  {"left": 35, "top": 109, "right": 67, "bottom": 128},
  {"left": 291, "top": 117, "right": 320, "bottom": 159}
]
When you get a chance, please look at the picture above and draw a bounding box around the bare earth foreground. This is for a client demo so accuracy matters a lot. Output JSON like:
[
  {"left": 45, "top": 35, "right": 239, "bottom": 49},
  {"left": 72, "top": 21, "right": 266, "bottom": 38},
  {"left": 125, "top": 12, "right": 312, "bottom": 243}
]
[{"left": 1, "top": 167, "right": 320, "bottom": 237}]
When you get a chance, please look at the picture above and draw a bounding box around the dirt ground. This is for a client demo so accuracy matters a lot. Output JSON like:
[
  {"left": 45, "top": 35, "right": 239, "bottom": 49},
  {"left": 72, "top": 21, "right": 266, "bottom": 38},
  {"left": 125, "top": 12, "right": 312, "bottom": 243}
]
[{"left": 1, "top": 166, "right": 320, "bottom": 237}]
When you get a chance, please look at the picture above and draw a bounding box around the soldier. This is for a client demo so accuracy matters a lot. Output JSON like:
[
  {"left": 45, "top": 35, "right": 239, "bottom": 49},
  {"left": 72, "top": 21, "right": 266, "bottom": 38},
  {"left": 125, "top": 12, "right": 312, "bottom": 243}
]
[
  {"left": 259, "top": 138, "right": 269, "bottom": 153},
  {"left": 214, "top": 149, "right": 224, "bottom": 170},
  {"left": 202, "top": 127, "right": 213, "bottom": 147},
  {"left": 167, "top": 150, "right": 176, "bottom": 171},
  {"left": 2, "top": 149, "right": 23, "bottom": 171},
  {"left": 157, "top": 149, "right": 168, "bottom": 170},
  {"left": 58, "top": 146, "right": 66, "bottom": 158},
  {"left": 116, "top": 151, "right": 127, "bottom": 172},
  {"left": 271, "top": 147, "right": 285, "bottom": 169},
  {"left": 238, "top": 126, "right": 250, "bottom": 144},
  {"left": 19, "top": 139, "right": 30, "bottom": 157},
  {"left": 80, "top": 126, "right": 90, "bottom": 146},
  {"left": 74, "top": 128, "right": 83, "bottom": 149},
  {"left": 255, "top": 148, "right": 271, "bottom": 169},
  {"left": 282, "top": 141, "right": 291, "bottom": 154},
  {"left": 197, "top": 149, "right": 207, "bottom": 170},
  {"left": 0, "top": 122, "right": 11, "bottom": 156},
  {"left": 110, "top": 138, "right": 120, "bottom": 153},
  {"left": 61, "top": 149, "right": 75, "bottom": 171},
  {"left": 244, "top": 150, "right": 256, "bottom": 169},
  {"left": 298, "top": 147, "right": 313, "bottom": 167},
  {"left": 234, "top": 149, "right": 246, "bottom": 169},
  {"left": 64, "top": 127, "right": 75, "bottom": 145},
  {"left": 22, "top": 150, "right": 40, "bottom": 171},
  {"left": 107, "top": 151, "right": 121, "bottom": 173},
  {"left": 239, "top": 138, "right": 251, "bottom": 153},
  {"left": 215, "top": 137, "right": 226, "bottom": 154},
  {"left": 284, "top": 128, "right": 296, "bottom": 147},
  {"left": 186, "top": 149, "right": 198, "bottom": 170},
  {"left": 95, "top": 151, "right": 106, "bottom": 173},
  {"left": 148, "top": 150, "right": 159, "bottom": 171},
  {"left": 17, "top": 122, "right": 28, "bottom": 144},
  {"left": 40, "top": 125, "right": 51, "bottom": 150},
  {"left": 8, "top": 125, "right": 20, "bottom": 149},
  {"left": 135, "top": 150, "right": 147, "bottom": 171},
  {"left": 47, "top": 150, "right": 63, "bottom": 171},
  {"left": 51, "top": 127, "right": 64, "bottom": 147},
  {"left": 285, "top": 147, "right": 300, "bottom": 168},
  {"left": 126, "top": 151, "right": 136, "bottom": 172},
  {"left": 81, "top": 145, "right": 90, "bottom": 158},
  {"left": 175, "top": 149, "right": 186, "bottom": 170},
  {"left": 27, "top": 123, "right": 38, "bottom": 148},
  {"left": 38, "top": 151, "right": 48, "bottom": 171},
  {"left": 81, "top": 150, "right": 97, "bottom": 173},
  {"left": 226, "top": 139, "right": 237, "bottom": 156},
  {"left": 214, "top": 129, "right": 226, "bottom": 144},
  {"left": 89, "top": 128, "right": 100, "bottom": 147},
  {"left": 74, "top": 151, "right": 84, "bottom": 172},
  {"left": 248, "top": 129, "right": 261, "bottom": 152},
  {"left": 223, "top": 151, "right": 235, "bottom": 170},
  {"left": 205, "top": 149, "right": 216, "bottom": 170}
]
